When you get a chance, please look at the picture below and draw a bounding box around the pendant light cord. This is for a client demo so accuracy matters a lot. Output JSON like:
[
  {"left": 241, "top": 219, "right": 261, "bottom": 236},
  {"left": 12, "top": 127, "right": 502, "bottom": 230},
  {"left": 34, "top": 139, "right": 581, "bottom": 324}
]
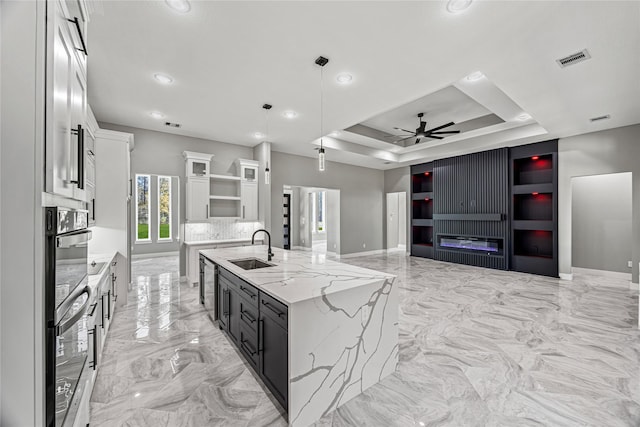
[{"left": 320, "top": 65, "right": 324, "bottom": 150}]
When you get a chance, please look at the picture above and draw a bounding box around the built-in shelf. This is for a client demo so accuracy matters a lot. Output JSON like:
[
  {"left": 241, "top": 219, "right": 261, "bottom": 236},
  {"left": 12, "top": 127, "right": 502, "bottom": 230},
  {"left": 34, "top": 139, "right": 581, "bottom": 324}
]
[
  {"left": 209, "top": 173, "right": 241, "bottom": 181},
  {"left": 411, "top": 162, "right": 434, "bottom": 259},
  {"left": 210, "top": 195, "right": 241, "bottom": 201},
  {"left": 432, "top": 213, "right": 504, "bottom": 221},
  {"left": 510, "top": 140, "right": 558, "bottom": 277}
]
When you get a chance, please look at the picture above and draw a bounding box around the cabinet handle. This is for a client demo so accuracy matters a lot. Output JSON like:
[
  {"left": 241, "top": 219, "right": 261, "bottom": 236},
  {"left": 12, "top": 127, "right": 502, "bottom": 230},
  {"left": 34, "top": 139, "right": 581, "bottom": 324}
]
[
  {"left": 206, "top": 204, "right": 209, "bottom": 219},
  {"left": 91, "top": 198, "right": 95, "bottom": 221},
  {"left": 241, "top": 309, "right": 256, "bottom": 324},
  {"left": 106, "top": 291, "right": 111, "bottom": 320},
  {"left": 223, "top": 289, "right": 230, "bottom": 316},
  {"left": 67, "top": 17, "right": 88, "bottom": 55},
  {"left": 241, "top": 337, "right": 258, "bottom": 356},
  {"left": 242, "top": 206, "right": 245, "bottom": 219},
  {"left": 70, "top": 125, "right": 84, "bottom": 189},
  {"left": 88, "top": 326, "right": 97, "bottom": 370},
  {"left": 88, "top": 302, "right": 98, "bottom": 317},
  {"left": 262, "top": 300, "right": 285, "bottom": 318},
  {"left": 100, "top": 295, "right": 105, "bottom": 329},
  {"left": 240, "top": 285, "right": 256, "bottom": 299},
  {"left": 258, "top": 319, "right": 264, "bottom": 352}
]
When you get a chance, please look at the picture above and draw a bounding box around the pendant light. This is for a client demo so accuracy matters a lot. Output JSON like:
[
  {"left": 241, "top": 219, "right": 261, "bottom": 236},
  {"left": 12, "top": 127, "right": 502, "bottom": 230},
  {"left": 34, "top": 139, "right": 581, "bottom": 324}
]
[
  {"left": 315, "top": 56, "right": 329, "bottom": 172},
  {"left": 262, "top": 103, "right": 272, "bottom": 184}
]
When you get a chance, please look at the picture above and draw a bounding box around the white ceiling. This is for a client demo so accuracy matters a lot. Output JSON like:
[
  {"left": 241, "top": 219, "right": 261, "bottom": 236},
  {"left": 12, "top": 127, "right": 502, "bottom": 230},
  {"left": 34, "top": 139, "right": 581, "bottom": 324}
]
[{"left": 88, "top": 1, "right": 640, "bottom": 170}]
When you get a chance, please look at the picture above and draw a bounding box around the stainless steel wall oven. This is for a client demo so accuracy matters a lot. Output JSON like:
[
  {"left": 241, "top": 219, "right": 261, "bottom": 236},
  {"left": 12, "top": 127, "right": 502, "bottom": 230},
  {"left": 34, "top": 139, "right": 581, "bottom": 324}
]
[{"left": 45, "top": 207, "right": 96, "bottom": 427}]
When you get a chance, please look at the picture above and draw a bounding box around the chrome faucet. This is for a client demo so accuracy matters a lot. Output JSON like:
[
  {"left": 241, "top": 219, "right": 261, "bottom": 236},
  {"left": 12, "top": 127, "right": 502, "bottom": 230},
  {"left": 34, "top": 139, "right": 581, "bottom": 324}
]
[{"left": 251, "top": 229, "right": 273, "bottom": 261}]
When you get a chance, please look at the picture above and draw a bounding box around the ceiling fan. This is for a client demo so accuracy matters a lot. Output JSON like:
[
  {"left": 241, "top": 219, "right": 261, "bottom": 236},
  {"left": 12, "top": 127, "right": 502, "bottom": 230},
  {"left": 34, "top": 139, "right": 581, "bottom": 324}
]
[{"left": 391, "top": 113, "right": 460, "bottom": 144}]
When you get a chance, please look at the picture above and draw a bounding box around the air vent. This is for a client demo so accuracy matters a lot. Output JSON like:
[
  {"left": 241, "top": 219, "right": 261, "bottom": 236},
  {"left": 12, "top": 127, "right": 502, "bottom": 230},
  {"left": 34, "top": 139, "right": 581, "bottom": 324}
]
[
  {"left": 165, "top": 122, "right": 181, "bottom": 128},
  {"left": 590, "top": 114, "right": 610, "bottom": 122},
  {"left": 556, "top": 49, "right": 591, "bottom": 68}
]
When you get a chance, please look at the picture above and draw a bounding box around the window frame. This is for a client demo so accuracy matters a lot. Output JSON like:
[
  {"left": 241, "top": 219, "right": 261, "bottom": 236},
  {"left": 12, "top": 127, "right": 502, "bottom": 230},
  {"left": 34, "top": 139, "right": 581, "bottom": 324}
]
[
  {"left": 157, "top": 175, "right": 172, "bottom": 242},
  {"left": 135, "top": 174, "right": 151, "bottom": 242}
]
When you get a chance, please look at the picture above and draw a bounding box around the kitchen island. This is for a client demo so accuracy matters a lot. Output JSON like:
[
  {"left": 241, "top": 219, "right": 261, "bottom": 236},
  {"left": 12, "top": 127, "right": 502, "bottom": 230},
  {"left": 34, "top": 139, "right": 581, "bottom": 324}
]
[{"left": 199, "top": 245, "right": 398, "bottom": 427}]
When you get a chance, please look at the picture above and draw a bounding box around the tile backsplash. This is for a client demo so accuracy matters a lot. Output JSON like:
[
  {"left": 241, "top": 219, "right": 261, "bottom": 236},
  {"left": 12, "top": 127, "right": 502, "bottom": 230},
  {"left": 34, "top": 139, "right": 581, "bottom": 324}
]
[{"left": 184, "top": 220, "right": 264, "bottom": 242}]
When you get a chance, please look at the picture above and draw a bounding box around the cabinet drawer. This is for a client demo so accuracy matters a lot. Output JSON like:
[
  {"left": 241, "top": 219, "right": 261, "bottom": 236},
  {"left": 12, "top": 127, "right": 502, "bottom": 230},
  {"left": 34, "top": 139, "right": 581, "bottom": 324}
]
[
  {"left": 220, "top": 267, "right": 260, "bottom": 307},
  {"left": 239, "top": 323, "right": 259, "bottom": 370},
  {"left": 239, "top": 297, "right": 259, "bottom": 335},
  {"left": 259, "top": 292, "right": 288, "bottom": 330}
]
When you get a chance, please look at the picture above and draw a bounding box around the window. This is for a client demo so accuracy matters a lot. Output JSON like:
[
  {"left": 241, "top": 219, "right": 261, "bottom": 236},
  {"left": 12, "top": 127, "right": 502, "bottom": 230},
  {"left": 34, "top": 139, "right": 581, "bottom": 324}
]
[
  {"left": 158, "top": 176, "right": 172, "bottom": 240},
  {"left": 136, "top": 174, "right": 151, "bottom": 241}
]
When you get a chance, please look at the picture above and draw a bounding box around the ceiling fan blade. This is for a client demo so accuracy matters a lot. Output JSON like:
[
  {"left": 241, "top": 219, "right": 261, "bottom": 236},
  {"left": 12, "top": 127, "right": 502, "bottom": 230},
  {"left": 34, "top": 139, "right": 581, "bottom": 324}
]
[
  {"left": 393, "top": 127, "right": 415, "bottom": 134},
  {"left": 427, "top": 121, "right": 456, "bottom": 132},
  {"left": 414, "top": 138, "right": 421, "bottom": 144},
  {"left": 395, "top": 135, "right": 416, "bottom": 143},
  {"left": 425, "top": 135, "right": 444, "bottom": 140},
  {"left": 429, "top": 130, "right": 460, "bottom": 135}
]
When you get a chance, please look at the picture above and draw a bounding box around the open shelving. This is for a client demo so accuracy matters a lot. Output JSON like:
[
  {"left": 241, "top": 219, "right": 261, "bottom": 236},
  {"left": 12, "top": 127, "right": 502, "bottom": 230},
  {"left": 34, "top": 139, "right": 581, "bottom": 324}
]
[
  {"left": 283, "top": 194, "right": 291, "bottom": 250},
  {"left": 510, "top": 140, "right": 558, "bottom": 277},
  {"left": 410, "top": 163, "right": 434, "bottom": 258}
]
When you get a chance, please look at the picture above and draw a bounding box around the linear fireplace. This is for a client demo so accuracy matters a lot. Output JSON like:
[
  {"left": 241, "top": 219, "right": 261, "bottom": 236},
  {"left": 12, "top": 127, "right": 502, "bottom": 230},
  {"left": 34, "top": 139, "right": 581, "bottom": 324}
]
[{"left": 436, "top": 235, "right": 504, "bottom": 256}]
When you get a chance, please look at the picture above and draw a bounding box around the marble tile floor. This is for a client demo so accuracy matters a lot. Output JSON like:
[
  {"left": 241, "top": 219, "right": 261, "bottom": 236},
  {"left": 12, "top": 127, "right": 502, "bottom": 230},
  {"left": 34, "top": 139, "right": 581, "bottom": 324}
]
[{"left": 90, "top": 253, "right": 640, "bottom": 426}]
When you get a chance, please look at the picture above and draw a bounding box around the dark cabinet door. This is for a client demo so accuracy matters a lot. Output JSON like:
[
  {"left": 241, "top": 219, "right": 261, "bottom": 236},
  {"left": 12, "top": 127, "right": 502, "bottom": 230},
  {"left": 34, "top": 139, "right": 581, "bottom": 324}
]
[
  {"left": 227, "top": 288, "right": 241, "bottom": 343},
  {"left": 259, "top": 312, "right": 288, "bottom": 409},
  {"left": 217, "top": 278, "right": 229, "bottom": 330},
  {"left": 203, "top": 259, "right": 216, "bottom": 317}
]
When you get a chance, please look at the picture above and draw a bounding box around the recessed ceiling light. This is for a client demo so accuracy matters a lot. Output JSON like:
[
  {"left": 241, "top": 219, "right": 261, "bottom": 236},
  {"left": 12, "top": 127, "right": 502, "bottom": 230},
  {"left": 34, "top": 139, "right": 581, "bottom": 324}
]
[
  {"left": 336, "top": 73, "right": 353, "bottom": 84},
  {"left": 153, "top": 73, "right": 173, "bottom": 84},
  {"left": 165, "top": 0, "right": 190, "bottom": 13},
  {"left": 466, "top": 71, "right": 484, "bottom": 81},
  {"left": 446, "top": 0, "right": 473, "bottom": 13},
  {"left": 150, "top": 111, "right": 165, "bottom": 119},
  {"left": 253, "top": 132, "right": 265, "bottom": 139},
  {"left": 516, "top": 113, "right": 532, "bottom": 121},
  {"left": 282, "top": 110, "right": 298, "bottom": 119}
]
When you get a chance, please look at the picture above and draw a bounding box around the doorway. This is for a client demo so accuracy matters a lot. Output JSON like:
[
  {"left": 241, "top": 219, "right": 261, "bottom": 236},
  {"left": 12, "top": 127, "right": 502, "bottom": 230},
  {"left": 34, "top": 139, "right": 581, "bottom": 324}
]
[
  {"left": 284, "top": 185, "right": 340, "bottom": 255},
  {"left": 386, "top": 192, "right": 407, "bottom": 251},
  {"left": 571, "top": 172, "right": 632, "bottom": 277}
]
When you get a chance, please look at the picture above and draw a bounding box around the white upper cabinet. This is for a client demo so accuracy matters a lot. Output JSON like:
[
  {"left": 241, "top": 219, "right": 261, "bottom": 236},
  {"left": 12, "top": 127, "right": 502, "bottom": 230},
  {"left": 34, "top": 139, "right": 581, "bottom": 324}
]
[
  {"left": 186, "top": 178, "right": 210, "bottom": 222},
  {"left": 45, "top": 0, "right": 89, "bottom": 202},
  {"left": 236, "top": 159, "right": 259, "bottom": 221},
  {"left": 183, "top": 151, "right": 212, "bottom": 177}
]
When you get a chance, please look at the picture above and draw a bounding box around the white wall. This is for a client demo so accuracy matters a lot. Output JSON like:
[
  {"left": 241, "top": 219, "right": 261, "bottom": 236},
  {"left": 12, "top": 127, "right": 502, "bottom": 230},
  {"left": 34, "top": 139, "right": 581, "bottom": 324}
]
[
  {"left": 98, "top": 122, "right": 254, "bottom": 275},
  {"left": 559, "top": 124, "right": 640, "bottom": 283},
  {"left": 1, "top": 1, "right": 46, "bottom": 425},
  {"left": 271, "top": 152, "right": 384, "bottom": 255},
  {"left": 571, "top": 172, "right": 632, "bottom": 274}
]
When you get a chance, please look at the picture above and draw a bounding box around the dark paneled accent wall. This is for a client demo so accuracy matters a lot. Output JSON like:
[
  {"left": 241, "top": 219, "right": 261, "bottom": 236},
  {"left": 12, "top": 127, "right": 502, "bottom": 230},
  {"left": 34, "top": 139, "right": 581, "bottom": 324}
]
[{"left": 433, "top": 148, "right": 510, "bottom": 269}]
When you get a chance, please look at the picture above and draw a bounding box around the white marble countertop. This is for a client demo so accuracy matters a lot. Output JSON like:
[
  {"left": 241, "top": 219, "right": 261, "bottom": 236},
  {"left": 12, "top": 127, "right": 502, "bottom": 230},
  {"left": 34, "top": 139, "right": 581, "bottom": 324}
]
[
  {"left": 183, "top": 237, "right": 261, "bottom": 246},
  {"left": 199, "top": 246, "right": 395, "bottom": 305},
  {"left": 87, "top": 251, "right": 117, "bottom": 286}
]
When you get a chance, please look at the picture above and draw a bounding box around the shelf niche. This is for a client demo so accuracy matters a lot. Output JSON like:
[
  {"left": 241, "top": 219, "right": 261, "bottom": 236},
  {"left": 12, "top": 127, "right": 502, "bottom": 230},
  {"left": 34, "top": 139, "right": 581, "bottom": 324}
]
[
  {"left": 513, "top": 193, "right": 552, "bottom": 221},
  {"left": 513, "top": 154, "right": 553, "bottom": 185},
  {"left": 410, "top": 162, "right": 434, "bottom": 259}
]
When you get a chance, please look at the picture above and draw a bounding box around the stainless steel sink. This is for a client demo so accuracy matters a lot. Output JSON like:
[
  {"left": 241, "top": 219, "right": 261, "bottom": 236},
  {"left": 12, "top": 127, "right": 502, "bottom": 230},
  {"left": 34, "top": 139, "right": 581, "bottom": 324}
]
[
  {"left": 88, "top": 261, "right": 107, "bottom": 275},
  {"left": 229, "top": 258, "right": 274, "bottom": 270}
]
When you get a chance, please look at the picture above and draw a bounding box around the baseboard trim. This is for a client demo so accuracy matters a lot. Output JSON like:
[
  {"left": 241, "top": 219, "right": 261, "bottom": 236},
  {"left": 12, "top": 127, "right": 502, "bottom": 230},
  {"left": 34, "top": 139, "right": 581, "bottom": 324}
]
[
  {"left": 131, "top": 251, "right": 179, "bottom": 259},
  {"left": 340, "top": 249, "right": 386, "bottom": 259},
  {"left": 572, "top": 267, "right": 632, "bottom": 281},
  {"left": 559, "top": 273, "right": 573, "bottom": 281}
]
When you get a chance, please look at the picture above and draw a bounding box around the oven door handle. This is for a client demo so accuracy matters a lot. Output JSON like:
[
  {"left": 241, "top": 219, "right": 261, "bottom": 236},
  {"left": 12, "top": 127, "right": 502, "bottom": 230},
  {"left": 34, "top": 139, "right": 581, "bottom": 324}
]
[
  {"left": 57, "top": 229, "right": 92, "bottom": 248},
  {"left": 56, "top": 286, "right": 91, "bottom": 335}
]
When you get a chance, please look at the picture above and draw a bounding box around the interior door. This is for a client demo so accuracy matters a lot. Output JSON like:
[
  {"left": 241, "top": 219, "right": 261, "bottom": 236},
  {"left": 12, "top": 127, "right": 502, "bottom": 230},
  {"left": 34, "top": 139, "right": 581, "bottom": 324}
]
[{"left": 386, "top": 193, "right": 399, "bottom": 249}]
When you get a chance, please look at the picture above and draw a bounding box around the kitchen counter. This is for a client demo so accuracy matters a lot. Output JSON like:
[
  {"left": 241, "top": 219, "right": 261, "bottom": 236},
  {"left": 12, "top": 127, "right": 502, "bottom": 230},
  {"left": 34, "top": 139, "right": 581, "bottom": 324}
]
[
  {"left": 200, "top": 245, "right": 394, "bottom": 304},
  {"left": 199, "top": 246, "right": 398, "bottom": 427},
  {"left": 183, "top": 238, "right": 262, "bottom": 286},
  {"left": 183, "top": 237, "right": 260, "bottom": 246}
]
